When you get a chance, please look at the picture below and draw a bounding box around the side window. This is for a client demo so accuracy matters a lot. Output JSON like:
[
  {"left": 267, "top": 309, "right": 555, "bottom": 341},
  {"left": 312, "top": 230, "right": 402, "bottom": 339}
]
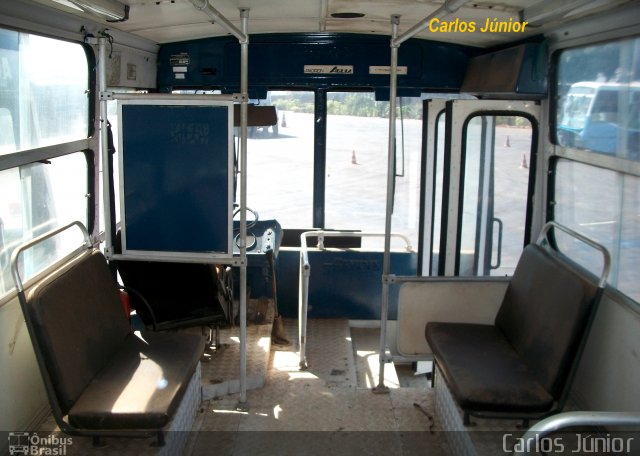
[
  {"left": 555, "top": 37, "right": 640, "bottom": 161},
  {"left": 0, "top": 154, "right": 89, "bottom": 298},
  {"left": 553, "top": 36, "right": 640, "bottom": 304},
  {"left": 553, "top": 159, "right": 639, "bottom": 302},
  {"left": 0, "top": 29, "right": 90, "bottom": 300}
]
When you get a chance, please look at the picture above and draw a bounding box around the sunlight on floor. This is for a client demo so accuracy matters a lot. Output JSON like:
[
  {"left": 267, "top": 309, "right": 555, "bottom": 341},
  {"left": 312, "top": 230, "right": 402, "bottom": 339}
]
[
  {"left": 356, "top": 348, "right": 401, "bottom": 388},
  {"left": 228, "top": 335, "right": 271, "bottom": 353},
  {"left": 271, "top": 350, "right": 319, "bottom": 380},
  {"left": 210, "top": 408, "right": 248, "bottom": 416}
]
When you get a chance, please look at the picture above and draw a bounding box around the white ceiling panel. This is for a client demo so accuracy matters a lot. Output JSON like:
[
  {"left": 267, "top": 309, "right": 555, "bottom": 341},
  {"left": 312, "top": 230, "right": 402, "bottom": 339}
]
[{"left": 23, "top": 0, "right": 640, "bottom": 46}]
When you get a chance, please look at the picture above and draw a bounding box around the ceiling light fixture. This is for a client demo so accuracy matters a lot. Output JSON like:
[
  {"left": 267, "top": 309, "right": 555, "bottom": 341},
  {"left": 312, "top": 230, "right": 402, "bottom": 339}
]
[{"left": 66, "top": 0, "right": 129, "bottom": 22}]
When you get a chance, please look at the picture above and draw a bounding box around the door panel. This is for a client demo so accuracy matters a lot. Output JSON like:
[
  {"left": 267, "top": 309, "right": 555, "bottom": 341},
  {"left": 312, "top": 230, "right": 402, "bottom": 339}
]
[
  {"left": 435, "top": 100, "right": 539, "bottom": 277},
  {"left": 420, "top": 99, "right": 447, "bottom": 276}
]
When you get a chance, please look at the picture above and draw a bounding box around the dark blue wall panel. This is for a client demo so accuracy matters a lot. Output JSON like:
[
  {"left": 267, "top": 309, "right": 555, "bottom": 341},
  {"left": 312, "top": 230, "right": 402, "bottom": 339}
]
[
  {"left": 275, "top": 249, "right": 417, "bottom": 320},
  {"left": 120, "top": 103, "right": 231, "bottom": 254},
  {"left": 157, "top": 33, "right": 475, "bottom": 94}
]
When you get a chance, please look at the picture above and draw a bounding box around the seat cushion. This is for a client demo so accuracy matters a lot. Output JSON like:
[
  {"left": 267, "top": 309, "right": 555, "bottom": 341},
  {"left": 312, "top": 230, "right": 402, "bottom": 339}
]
[
  {"left": 426, "top": 322, "right": 554, "bottom": 413},
  {"left": 69, "top": 330, "right": 204, "bottom": 429}
]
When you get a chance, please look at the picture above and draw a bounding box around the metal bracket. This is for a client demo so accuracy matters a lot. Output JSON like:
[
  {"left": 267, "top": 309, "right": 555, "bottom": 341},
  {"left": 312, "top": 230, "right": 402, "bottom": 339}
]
[
  {"left": 380, "top": 353, "right": 393, "bottom": 363},
  {"left": 382, "top": 274, "right": 397, "bottom": 284},
  {"left": 103, "top": 246, "right": 114, "bottom": 259},
  {"left": 231, "top": 258, "right": 246, "bottom": 267},
  {"left": 100, "top": 91, "right": 114, "bottom": 101}
]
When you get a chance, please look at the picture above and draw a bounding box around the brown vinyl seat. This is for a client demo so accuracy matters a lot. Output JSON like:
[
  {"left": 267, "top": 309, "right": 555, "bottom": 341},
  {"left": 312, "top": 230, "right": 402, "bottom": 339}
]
[
  {"left": 23, "top": 249, "right": 204, "bottom": 437},
  {"left": 426, "top": 243, "right": 603, "bottom": 424}
]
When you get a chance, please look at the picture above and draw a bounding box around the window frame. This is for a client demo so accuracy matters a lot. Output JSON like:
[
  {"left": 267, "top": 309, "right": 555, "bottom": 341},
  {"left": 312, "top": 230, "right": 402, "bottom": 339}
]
[
  {"left": 0, "top": 28, "right": 96, "bottom": 305},
  {"left": 549, "top": 36, "right": 640, "bottom": 306}
]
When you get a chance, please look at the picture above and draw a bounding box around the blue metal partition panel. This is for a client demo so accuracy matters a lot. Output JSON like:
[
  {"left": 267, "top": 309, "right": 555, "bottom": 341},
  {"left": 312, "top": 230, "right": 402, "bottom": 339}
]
[
  {"left": 118, "top": 100, "right": 233, "bottom": 256},
  {"left": 277, "top": 249, "right": 417, "bottom": 319}
]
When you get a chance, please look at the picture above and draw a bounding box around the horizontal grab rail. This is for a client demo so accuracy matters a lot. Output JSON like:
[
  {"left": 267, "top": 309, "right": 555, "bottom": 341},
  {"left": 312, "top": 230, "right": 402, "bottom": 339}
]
[
  {"left": 537, "top": 221, "right": 611, "bottom": 288},
  {"left": 297, "top": 230, "right": 413, "bottom": 369},
  {"left": 110, "top": 92, "right": 244, "bottom": 102},
  {"left": 514, "top": 411, "right": 640, "bottom": 456},
  {"left": 299, "top": 230, "right": 413, "bottom": 274},
  {"left": 10, "top": 221, "right": 92, "bottom": 293}
]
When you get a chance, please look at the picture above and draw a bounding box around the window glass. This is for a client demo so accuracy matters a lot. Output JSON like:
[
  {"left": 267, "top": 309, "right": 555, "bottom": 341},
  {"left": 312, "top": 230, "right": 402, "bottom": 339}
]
[
  {"left": 460, "top": 115, "right": 533, "bottom": 276},
  {"left": 556, "top": 37, "right": 640, "bottom": 160},
  {"left": 0, "top": 153, "right": 88, "bottom": 299},
  {"left": 325, "top": 92, "right": 422, "bottom": 250},
  {"left": 554, "top": 159, "right": 640, "bottom": 302},
  {"left": 245, "top": 91, "right": 314, "bottom": 228},
  {"left": 0, "top": 30, "right": 89, "bottom": 155}
]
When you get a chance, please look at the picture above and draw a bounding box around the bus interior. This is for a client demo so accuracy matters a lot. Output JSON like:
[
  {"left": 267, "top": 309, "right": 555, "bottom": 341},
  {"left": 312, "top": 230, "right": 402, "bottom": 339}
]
[{"left": 1, "top": 0, "right": 640, "bottom": 455}]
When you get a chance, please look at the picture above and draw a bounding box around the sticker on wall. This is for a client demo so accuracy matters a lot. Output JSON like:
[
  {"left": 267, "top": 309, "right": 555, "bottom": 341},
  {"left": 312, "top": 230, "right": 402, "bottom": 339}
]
[
  {"left": 369, "top": 66, "right": 408, "bottom": 75},
  {"left": 304, "top": 65, "right": 354, "bottom": 74},
  {"left": 170, "top": 52, "right": 190, "bottom": 66},
  {"left": 171, "top": 52, "right": 190, "bottom": 79},
  {"left": 126, "top": 63, "right": 137, "bottom": 81}
]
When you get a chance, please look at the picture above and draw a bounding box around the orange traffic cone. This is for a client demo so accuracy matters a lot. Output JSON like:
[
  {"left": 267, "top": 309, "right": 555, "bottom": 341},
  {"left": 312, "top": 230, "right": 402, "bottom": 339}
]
[
  {"left": 351, "top": 150, "right": 358, "bottom": 165},
  {"left": 280, "top": 112, "right": 287, "bottom": 128},
  {"left": 520, "top": 153, "right": 528, "bottom": 169}
]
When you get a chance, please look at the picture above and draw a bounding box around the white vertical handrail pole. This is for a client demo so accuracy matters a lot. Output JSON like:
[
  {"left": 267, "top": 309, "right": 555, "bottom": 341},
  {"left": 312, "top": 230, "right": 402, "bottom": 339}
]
[
  {"left": 375, "top": 15, "right": 400, "bottom": 394},
  {"left": 98, "top": 36, "right": 112, "bottom": 253},
  {"left": 238, "top": 7, "right": 250, "bottom": 407},
  {"left": 298, "top": 252, "right": 303, "bottom": 367},
  {"left": 298, "top": 250, "right": 310, "bottom": 369}
]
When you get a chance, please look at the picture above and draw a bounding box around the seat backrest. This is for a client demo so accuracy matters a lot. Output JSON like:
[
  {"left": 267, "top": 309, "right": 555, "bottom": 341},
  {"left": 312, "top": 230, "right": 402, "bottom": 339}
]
[
  {"left": 495, "top": 244, "right": 599, "bottom": 399},
  {"left": 26, "top": 250, "right": 131, "bottom": 413},
  {"left": 114, "top": 231, "right": 227, "bottom": 325},
  {"left": 117, "top": 259, "right": 226, "bottom": 324}
]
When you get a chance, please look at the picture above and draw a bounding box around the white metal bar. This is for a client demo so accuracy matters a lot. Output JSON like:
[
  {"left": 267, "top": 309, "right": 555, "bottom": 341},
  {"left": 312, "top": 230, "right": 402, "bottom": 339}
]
[
  {"left": 298, "top": 251, "right": 310, "bottom": 369},
  {"left": 299, "top": 231, "right": 413, "bottom": 272},
  {"left": 109, "top": 253, "right": 241, "bottom": 266},
  {"left": 297, "top": 229, "right": 412, "bottom": 370},
  {"left": 521, "top": 0, "right": 602, "bottom": 26},
  {"left": 238, "top": 7, "right": 249, "bottom": 407},
  {"left": 10, "top": 221, "right": 92, "bottom": 293},
  {"left": 376, "top": 14, "right": 401, "bottom": 394},
  {"left": 190, "top": 0, "right": 247, "bottom": 43},
  {"left": 392, "top": 0, "right": 468, "bottom": 47},
  {"left": 537, "top": 221, "right": 611, "bottom": 288},
  {"left": 109, "top": 93, "right": 243, "bottom": 102},
  {"left": 98, "top": 36, "right": 114, "bottom": 258},
  {"left": 318, "top": 0, "right": 328, "bottom": 32},
  {"left": 0, "top": 139, "right": 91, "bottom": 172},
  {"left": 188, "top": 1, "right": 249, "bottom": 405},
  {"left": 514, "top": 411, "right": 640, "bottom": 456}
]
